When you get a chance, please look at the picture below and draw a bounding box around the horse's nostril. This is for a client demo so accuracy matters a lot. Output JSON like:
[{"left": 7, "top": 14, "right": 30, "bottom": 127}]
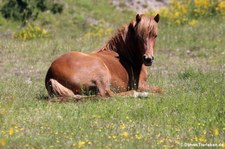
[
  {"left": 143, "top": 56, "right": 152, "bottom": 62},
  {"left": 143, "top": 55, "right": 152, "bottom": 61},
  {"left": 146, "top": 58, "right": 152, "bottom": 63},
  {"left": 143, "top": 55, "right": 153, "bottom": 66}
]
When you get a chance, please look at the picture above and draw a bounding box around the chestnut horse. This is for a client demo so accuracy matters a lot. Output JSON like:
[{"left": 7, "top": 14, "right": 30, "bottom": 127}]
[{"left": 45, "top": 14, "right": 160, "bottom": 100}]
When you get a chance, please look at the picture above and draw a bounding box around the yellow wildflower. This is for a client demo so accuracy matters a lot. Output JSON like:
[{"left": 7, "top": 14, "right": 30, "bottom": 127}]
[
  {"left": 194, "top": 0, "right": 213, "bottom": 16},
  {"left": 175, "top": 12, "right": 180, "bottom": 17},
  {"left": 78, "top": 141, "right": 85, "bottom": 149},
  {"left": 194, "top": 0, "right": 212, "bottom": 8},
  {"left": 42, "top": 29, "right": 47, "bottom": 35},
  {"left": 120, "top": 123, "right": 126, "bottom": 130},
  {"left": 158, "top": 7, "right": 169, "bottom": 18},
  {"left": 213, "top": 128, "right": 219, "bottom": 136},
  {"left": 170, "top": 0, "right": 188, "bottom": 18},
  {"left": 158, "top": 138, "right": 165, "bottom": 144},
  {"left": 135, "top": 134, "right": 142, "bottom": 140},
  {"left": 23, "top": 33, "right": 27, "bottom": 40},
  {"left": 194, "top": 136, "right": 198, "bottom": 142},
  {"left": 0, "top": 138, "right": 6, "bottom": 146},
  {"left": 175, "top": 140, "right": 180, "bottom": 145},
  {"left": 189, "top": 19, "right": 197, "bottom": 26},
  {"left": 8, "top": 128, "right": 14, "bottom": 136},
  {"left": 163, "top": 145, "right": 169, "bottom": 149},
  {"left": 87, "top": 141, "right": 92, "bottom": 145},
  {"left": 199, "top": 134, "right": 206, "bottom": 143},
  {"left": 217, "top": 1, "right": 225, "bottom": 15},
  {"left": 122, "top": 131, "right": 129, "bottom": 138},
  {"left": 156, "top": 133, "right": 161, "bottom": 138}
]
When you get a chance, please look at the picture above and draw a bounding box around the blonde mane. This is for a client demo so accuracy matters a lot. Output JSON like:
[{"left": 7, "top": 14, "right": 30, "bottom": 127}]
[{"left": 98, "top": 15, "right": 158, "bottom": 67}]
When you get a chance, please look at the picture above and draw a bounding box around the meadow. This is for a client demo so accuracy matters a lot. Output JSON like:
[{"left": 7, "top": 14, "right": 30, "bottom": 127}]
[{"left": 0, "top": 0, "right": 224, "bottom": 148}]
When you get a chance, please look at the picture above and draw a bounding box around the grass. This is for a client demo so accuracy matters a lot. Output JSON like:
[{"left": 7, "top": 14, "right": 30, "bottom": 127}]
[{"left": 0, "top": 0, "right": 225, "bottom": 148}]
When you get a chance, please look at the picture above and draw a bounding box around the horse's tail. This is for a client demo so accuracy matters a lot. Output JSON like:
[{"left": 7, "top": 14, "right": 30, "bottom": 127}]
[
  {"left": 45, "top": 68, "right": 71, "bottom": 97},
  {"left": 46, "top": 78, "right": 75, "bottom": 97},
  {"left": 45, "top": 68, "right": 80, "bottom": 101},
  {"left": 46, "top": 79, "right": 95, "bottom": 102}
]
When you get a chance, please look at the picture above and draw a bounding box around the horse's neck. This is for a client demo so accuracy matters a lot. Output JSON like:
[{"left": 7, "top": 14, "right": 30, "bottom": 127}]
[
  {"left": 102, "top": 28, "right": 144, "bottom": 90},
  {"left": 105, "top": 27, "right": 142, "bottom": 69}
]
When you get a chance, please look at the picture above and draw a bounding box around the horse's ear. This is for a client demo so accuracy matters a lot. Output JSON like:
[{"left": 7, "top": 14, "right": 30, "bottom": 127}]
[
  {"left": 154, "top": 14, "right": 160, "bottom": 23},
  {"left": 136, "top": 14, "right": 141, "bottom": 24}
]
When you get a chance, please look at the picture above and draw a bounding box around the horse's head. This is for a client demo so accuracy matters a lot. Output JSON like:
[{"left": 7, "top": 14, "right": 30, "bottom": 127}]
[{"left": 132, "top": 14, "right": 160, "bottom": 66}]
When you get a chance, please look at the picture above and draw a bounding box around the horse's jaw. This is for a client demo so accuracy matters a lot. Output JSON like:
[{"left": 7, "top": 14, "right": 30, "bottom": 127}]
[
  {"left": 143, "top": 60, "right": 153, "bottom": 66},
  {"left": 144, "top": 63, "right": 152, "bottom": 66}
]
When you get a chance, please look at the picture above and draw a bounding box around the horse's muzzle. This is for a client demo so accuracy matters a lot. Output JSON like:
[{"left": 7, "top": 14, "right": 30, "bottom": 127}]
[{"left": 143, "top": 55, "right": 154, "bottom": 66}]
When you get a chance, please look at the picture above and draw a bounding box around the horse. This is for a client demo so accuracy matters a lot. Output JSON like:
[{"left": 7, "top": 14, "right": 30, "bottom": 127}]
[{"left": 45, "top": 14, "right": 160, "bottom": 101}]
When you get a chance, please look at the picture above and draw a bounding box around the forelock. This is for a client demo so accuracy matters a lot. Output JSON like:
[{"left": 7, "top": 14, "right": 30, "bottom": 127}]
[{"left": 136, "top": 16, "right": 157, "bottom": 37}]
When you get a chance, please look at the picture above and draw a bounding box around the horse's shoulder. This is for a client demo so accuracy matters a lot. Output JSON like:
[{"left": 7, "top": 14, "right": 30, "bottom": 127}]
[{"left": 94, "top": 49, "right": 119, "bottom": 57}]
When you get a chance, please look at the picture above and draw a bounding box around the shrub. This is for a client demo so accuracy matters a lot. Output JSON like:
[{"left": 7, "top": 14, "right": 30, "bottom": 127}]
[
  {"left": 148, "top": 0, "right": 225, "bottom": 26},
  {"left": 0, "top": 0, "right": 63, "bottom": 23},
  {"left": 14, "top": 24, "right": 49, "bottom": 40},
  {"left": 51, "top": 3, "right": 63, "bottom": 14}
]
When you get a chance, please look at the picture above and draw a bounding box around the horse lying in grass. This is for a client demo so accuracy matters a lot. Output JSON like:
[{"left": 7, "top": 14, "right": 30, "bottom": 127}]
[{"left": 45, "top": 14, "right": 161, "bottom": 101}]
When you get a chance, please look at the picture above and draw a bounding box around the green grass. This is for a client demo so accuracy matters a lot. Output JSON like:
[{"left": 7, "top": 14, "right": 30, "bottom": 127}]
[{"left": 0, "top": 0, "right": 224, "bottom": 148}]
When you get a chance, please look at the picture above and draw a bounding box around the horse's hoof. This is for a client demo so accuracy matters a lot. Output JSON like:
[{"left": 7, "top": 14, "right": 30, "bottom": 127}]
[{"left": 133, "top": 91, "right": 149, "bottom": 98}]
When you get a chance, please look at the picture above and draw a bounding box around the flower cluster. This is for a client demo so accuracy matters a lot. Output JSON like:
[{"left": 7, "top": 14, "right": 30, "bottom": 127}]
[
  {"left": 0, "top": 120, "right": 224, "bottom": 148},
  {"left": 14, "top": 24, "right": 49, "bottom": 40},
  {"left": 84, "top": 20, "right": 112, "bottom": 38},
  {"left": 148, "top": 0, "right": 225, "bottom": 25},
  {"left": 216, "top": 0, "right": 225, "bottom": 15},
  {"left": 193, "top": 0, "right": 214, "bottom": 17}
]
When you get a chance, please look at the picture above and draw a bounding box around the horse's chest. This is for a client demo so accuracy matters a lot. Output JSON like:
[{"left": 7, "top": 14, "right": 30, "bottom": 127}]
[{"left": 110, "top": 64, "right": 131, "bottom": 92}]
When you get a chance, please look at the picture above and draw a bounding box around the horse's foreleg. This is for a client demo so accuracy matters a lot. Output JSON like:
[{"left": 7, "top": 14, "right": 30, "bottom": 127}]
[
  {"left": 138, "top": 64, "right": 163, "bottom": 94},
  {"left": 116, "top": 90, "right": 149, "bottom": 98},
  {"left": 98, "top": 86, "right": 114, "bottom": 97},
  {"left": 116, "top": 88, "right": 163, "bottom": 98},
  {"left": 138, "top": 82, "right": 163, "bottom": 95},
  {"left": 95, "top": 78, "right": 114, "bottom": 97},
  {"left": 138, "top": 65, "right": 150, "bottom": 91}
]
